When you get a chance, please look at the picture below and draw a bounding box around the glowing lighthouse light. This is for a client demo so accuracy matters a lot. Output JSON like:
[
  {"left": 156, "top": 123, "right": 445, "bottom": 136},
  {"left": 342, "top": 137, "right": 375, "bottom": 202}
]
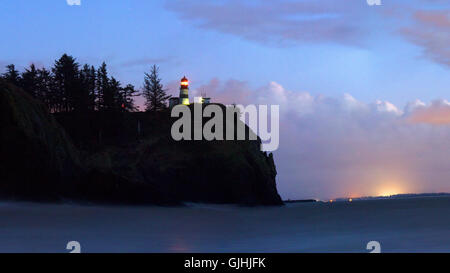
[
  {"left": 181, "top": 78, "right": 189, "bottom": 87},
  {"left": 179, "top": 76, "right": 190, "bottom": 105}
]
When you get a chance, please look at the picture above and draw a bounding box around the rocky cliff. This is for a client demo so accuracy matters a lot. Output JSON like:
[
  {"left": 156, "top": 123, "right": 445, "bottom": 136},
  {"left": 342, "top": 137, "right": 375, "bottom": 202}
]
[
  {"left": 0, "top": 81, "right": 283, "bottom": 205},
  {"left": 0, "top": 81, "right": 80, "bottom": 200}
]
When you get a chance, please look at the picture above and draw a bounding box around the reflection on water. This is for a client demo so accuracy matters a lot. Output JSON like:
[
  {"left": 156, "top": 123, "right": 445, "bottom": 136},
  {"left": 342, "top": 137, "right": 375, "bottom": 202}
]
[{"left": 169, "top": 237, "right": 191, "bottom": 252}]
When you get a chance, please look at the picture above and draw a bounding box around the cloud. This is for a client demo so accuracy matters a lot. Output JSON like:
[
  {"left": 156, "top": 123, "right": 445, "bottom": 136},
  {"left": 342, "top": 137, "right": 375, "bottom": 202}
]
[
  {"left": 400, "top": 10, "right": 450, "bottom": 67},
  {"left": 66, "top": 0, "right": 81, "bottom": 6},
  {"left": 165, "top": 0, "right": 370, "bottom": 47},
  {"left": 194, "top": 79, "right": 450, "bottom": 199},
  {"left": 406, "top": 99, "right": 450, "bottom": 125},
  {"left": 166, "top": 0, "right": 450, "bottom": 68}
]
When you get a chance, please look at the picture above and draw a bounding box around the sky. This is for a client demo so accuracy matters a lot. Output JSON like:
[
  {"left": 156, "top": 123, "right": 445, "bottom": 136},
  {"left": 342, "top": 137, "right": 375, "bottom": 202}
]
[{"left": 1, "top": 0, "right": 449, "bottom": 199}]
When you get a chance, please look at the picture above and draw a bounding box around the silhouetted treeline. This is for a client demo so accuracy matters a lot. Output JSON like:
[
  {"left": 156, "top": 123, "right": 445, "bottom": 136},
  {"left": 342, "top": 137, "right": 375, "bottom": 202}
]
[{"left": 0, "top": 54, "right": 155, "bottom": 113}]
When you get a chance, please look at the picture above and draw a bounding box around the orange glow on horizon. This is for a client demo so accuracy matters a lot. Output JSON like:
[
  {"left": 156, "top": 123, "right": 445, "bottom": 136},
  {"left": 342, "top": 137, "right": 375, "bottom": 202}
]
[
  {"left": 376, "top": 183, "right": 407, "bottom": 197},
  {"left": 378, "top": 189, "right": 402, "bottom": 197},
  {"left": 370, "top": 172, "right": 412, "bottom": 198}
]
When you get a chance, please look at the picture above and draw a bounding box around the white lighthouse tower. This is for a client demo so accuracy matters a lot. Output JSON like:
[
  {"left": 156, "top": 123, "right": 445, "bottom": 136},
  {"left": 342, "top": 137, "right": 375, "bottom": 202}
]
[{"left": 179, "top": 76, "right": 190, "bottom": 105}]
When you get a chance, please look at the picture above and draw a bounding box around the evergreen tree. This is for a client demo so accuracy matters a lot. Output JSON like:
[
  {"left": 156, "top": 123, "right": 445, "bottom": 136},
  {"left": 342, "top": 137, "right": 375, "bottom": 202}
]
[
  {"left": 36, "top": 67, "right": 55, "bottom": 111},
  {"left": 21, "top": 64, "right": 39, "bottom": 97},
  {"left": 2, "top": 64, "right": 21, "bottom": 86},
  {"left": 1, "top": 55, "right": 140, "bottom": 114},
  {"left": 120, "top": 84, "right": 140, "bottom": 112},
  {"left": 142, "top": 65, "right": 171, "bottom": 112},
  {"left": 52, "top": 54, "right": 81, "bottom": 112},
  {"left": 79, "top": 64, "right": 97, "bottom": 112},
  {"left": 109, "top": 77, "right": 123, "bottom": 111},
  {"left": 96, "top": 62, "right": 111, "bottom": 111}
]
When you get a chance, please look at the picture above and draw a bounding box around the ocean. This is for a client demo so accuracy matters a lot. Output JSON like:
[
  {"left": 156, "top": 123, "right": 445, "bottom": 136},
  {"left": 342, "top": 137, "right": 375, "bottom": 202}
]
[{"left": 0, "top": 196, "right": 449, "bottom": 253}]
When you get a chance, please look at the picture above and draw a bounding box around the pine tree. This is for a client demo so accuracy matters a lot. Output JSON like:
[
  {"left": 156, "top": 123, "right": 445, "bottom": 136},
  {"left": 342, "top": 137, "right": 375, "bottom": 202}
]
[
  {"left": 52, "top": 54, "right": 81, "bottom": 112},
  {"left": 2, "top": 64, "right": 21, "bottom": 86},
  {"left": 21, "top": 64, "right": 39, "bottom": 97},
  {"left": 79, "top": 64, "right": 97, "bottom": 112},
  {"left": 96, "top": 62, "right": 111, "bottom": 111},
  {"left": 120, "top": 84, "right": 140, "bottom": 112},
  {"left": 109, "top": 77, "right": 123, "bottom": 111},
  {"left": 1, "top": 56, "right": 140, "bottom": 114},
  {"left": 36, "top": 67, "right": 55, "bottom": 111},
  {"left": 143, "top": 65, "right": 171, "bottom": 112}
]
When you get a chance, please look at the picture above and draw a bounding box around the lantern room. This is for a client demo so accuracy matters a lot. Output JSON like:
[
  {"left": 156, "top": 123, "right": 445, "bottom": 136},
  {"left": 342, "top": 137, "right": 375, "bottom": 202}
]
[{"left": 180, "top": 76, "right": 189, "bottom": 88}]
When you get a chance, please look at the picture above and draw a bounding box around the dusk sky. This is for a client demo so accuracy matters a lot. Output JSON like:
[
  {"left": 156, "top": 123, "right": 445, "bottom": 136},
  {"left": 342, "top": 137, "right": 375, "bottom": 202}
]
[{"left": 1, "top": 0, "right": 449, "bottom": 199}]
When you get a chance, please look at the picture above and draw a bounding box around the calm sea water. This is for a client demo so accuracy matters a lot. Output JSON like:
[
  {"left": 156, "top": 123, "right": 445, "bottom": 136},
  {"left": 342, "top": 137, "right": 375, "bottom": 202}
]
[{"left": 0, "top": 197, "right": 449, "bottom": 253}]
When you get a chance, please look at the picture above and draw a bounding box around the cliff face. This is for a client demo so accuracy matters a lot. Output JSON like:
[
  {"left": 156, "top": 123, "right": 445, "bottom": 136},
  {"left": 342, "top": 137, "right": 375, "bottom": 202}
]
[
  {"left": 0, "top": 81, "right": 80, "bottom": 200},
  {"left": 135, "top": 129, "right": 281, "bottom": 205},
  {"left": 0, "top": 81, "right": 283, "bottom": 205}
]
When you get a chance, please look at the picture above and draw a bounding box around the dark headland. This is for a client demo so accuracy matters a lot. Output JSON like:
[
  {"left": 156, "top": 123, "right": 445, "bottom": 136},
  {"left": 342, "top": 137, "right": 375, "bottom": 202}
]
[{"left": 0, "top": 81, "right": 283, "bottom": 206}]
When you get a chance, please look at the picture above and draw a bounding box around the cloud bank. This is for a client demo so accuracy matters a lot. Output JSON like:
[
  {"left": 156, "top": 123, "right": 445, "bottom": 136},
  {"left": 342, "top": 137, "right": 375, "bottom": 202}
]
[
  {"left": 166, "top": 0, "right": 450, "bottom": 67},
  {"left": 165, "top": 0, "right": 370, "bottom": 47},
  {"left": 406, "top": 99, "right": 450, "bottom": 125},
  {"left": 189, "top": 79, "right": 450, "bottom": 200}
]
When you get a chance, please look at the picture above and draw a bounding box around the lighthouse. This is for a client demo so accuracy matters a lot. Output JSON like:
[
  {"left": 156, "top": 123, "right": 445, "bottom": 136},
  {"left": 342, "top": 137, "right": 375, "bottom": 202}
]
[
  {"left": 169, "top": 76, "right": 205, "bottom": 109},
  {"left": 179, "top": 76, "right": 190, "bottom": 105}
]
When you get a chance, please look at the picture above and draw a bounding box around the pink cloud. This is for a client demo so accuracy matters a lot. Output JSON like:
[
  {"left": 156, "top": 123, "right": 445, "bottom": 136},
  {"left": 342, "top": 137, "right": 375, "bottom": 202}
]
[
  {"left": 189, "top": 78, "right": 450, "bottom": 199},
  {"left": 407, "top": 99, "right": 450, "bottom": 125},
  {"left": 166, "top": 0, "right": 450, "bottom": 68},
  {"left": 400, "top": 9, "right": 450, "bottom": 67}
]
